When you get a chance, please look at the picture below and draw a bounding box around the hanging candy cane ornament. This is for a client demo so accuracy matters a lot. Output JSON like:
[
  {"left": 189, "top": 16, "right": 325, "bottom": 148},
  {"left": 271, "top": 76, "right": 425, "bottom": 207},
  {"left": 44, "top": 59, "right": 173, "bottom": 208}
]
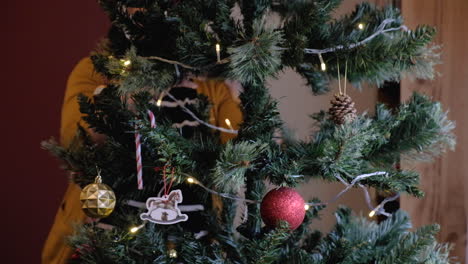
[
  {"left": 147, "top": 109, "right": 156, "bottom": 129},
  {"left": 135, "top": 132, "right": 143, "bottom": 190},
  {"left": 135, "top": 110, "right": 157, "bottom": 190}
]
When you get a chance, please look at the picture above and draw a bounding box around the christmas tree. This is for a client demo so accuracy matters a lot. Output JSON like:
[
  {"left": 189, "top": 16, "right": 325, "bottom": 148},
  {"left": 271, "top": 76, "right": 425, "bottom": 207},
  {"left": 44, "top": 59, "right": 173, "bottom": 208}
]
[{"left": 43, "top": 0, "right": 457, "bottom": 263}]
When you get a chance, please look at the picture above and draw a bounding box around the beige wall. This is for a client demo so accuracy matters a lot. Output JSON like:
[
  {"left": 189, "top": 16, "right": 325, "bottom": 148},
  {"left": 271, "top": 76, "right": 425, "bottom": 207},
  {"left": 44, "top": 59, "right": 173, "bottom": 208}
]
[{"left": 267, "top": 0, "right": 390, "bottom": 232}]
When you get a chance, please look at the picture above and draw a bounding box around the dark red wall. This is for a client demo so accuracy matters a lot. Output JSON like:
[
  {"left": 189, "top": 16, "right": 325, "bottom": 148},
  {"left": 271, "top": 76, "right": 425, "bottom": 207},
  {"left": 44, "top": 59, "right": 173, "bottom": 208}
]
[{"left": 2, "top": 1, "right": 109, "bottom": 263}]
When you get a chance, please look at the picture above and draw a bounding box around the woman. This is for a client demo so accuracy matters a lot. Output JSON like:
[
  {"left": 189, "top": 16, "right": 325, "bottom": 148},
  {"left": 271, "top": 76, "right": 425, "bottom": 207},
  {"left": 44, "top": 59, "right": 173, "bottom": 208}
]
[{"left": 42, "top": 6, "right": 243, "bottom": 264}]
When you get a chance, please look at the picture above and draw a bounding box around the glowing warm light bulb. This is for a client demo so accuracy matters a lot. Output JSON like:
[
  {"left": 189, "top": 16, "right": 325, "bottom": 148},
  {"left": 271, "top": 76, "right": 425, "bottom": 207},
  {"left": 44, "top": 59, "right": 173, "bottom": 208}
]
[
  {"left": 318, "top": 53, "right": 326, "bottom": 72},
  {"left": 123, "top": 60, "right": 132, "bottom": 66},
  {"left": 368, "top": 210, "right": 376, "bottom": 218},
  {"left": 155, "top": 93, "right": 164, "bottom": 107},
  {"left": 225, "top": 119, "right": 233, "bottom": 130},
  {"left": 321, "top": 63, "right": 327, "bottom": 72},
  {"left": 129, "top": 222, "right": 147, "bottom": 234},
  {"left": 187, "top": 177, "right": 195, "bottom": 184},
  {"left": 216, "top": 43, "right": 221, "bottom": 62},
  {"left": 168, "top": 249, "right": 178, "bottom": 258},
  {"left": 304, "top": 204, "right": 310, "bottom": 211},
  {"left": 358, "top": 23, "right": 365, "bottom": 30}
]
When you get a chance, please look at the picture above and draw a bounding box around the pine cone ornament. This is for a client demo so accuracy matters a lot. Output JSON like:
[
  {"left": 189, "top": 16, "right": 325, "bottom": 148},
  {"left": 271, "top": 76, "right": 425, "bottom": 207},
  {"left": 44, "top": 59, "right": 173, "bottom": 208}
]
[{"left": 329, "top": 94, "right": 357, "bottom": 124}]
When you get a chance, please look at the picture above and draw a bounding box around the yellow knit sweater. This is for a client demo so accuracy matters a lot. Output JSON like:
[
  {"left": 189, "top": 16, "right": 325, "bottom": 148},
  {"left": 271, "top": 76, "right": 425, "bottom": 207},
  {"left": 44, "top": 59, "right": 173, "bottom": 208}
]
[{"left": 42, "top": 57, "right": 243, "bottom": 264}]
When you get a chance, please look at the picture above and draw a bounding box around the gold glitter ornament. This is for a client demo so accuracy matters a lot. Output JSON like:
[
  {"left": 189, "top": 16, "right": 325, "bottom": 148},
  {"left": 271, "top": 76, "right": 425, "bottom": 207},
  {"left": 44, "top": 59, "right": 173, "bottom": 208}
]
[{"left": 80, "top": 172, "right": 116, "bottom": 218}]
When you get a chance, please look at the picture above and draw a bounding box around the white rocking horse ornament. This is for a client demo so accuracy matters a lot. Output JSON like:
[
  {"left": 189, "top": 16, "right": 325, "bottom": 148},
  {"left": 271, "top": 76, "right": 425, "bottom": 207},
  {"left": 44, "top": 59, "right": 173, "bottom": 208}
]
[{"left": 140, "top": 189, "right": 188, "bottom": 224}]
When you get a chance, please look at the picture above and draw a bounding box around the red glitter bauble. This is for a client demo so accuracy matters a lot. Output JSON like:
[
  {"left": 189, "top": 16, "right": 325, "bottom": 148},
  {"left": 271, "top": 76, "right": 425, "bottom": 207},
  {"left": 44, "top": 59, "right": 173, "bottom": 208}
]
[{"left": 260, "top": 187, "right": 306, "bottom": 230}]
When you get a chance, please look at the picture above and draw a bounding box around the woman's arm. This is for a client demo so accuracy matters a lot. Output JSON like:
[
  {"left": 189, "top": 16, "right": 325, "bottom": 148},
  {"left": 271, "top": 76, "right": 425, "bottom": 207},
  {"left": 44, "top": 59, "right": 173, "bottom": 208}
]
[
  {"left": 216, "top": 81, "right": 243, "bottom": 144},
  {"left": 60, "top": 57, "right": 107, "bottom": 146},
  {"left": 194, "top": 79, "right": 243, "bottom": 144}
]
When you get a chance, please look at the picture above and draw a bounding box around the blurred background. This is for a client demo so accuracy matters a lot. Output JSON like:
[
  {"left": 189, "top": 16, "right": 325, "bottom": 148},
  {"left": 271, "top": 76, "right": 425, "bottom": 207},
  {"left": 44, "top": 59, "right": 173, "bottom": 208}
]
[{"left": 2, "top": 0, "right": 467, "bottom": 263}]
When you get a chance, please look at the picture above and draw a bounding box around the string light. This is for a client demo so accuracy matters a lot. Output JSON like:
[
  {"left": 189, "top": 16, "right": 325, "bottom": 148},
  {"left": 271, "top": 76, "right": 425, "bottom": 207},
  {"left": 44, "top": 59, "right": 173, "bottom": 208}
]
[
  {"left": 127, "top": 172, "right": 392, "bottom": 218},
  {"left": 216, "top": 43, "right": 221, "bottom": 63},
  {"left": 369, "top": 193, "right": 400, "bottom": 218},
  {"left": 318, "top": 53, "right": 326, "bottom": 71},
  {"left": 140, "top": 19, "right": 406, "bottom": 72},
  {"left": 120, "top": 59, "right": 131, "bottom": 67},
  {"left": 321, "top": 63, "right": 327, "bottom": 72},
  {"left": 168, "top": 249, "right": 178, "bottom": 258},
  {"left": 119, "top": 59, "right": 132, "bottom": 75},
  {"left": 187, "top": 177, "right": 196, "bottom": 184},
  {"left": 305, "top": 19, "right": 405, "bottom": 54},
  {"left": 225, "top": 119, "right": 233, "bottom": 130},
  {"left": 358, "top": 23, "right": 365, "bottom": 30},
  {"left": 165, "top": 92, "right": 238, "bottom": 134},
  {"left": 127, "top": 173, "right": 398, "bottom": 221},
  {"left": 182, "top": 174, "right": 259, "bottom": 204},
  {"left": 156, "top": 92, "right": 164, "bottom": 107},
  {"left": 129, "top": 222, "right": 146, "bottom": 234}
]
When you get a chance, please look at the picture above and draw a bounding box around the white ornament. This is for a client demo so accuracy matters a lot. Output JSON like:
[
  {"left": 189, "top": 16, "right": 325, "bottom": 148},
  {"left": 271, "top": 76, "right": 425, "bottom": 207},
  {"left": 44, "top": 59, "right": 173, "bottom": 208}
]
[{"left": 140, "top": 190, "right": 188, "bottom": 225}]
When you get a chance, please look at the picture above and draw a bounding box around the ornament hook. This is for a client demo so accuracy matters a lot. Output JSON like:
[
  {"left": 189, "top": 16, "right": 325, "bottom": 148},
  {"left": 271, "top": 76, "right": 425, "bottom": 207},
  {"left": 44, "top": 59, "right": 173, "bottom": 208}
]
[
  {"left": 95, "top": 166, "right": 102, "bottom": 183},
  {"left": 337, "top": 59, "right": 348, "bottom": 96}
]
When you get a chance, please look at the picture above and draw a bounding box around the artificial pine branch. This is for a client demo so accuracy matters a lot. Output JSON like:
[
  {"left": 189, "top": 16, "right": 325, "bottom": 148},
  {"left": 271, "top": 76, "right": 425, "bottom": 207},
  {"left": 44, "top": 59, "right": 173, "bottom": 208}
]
[
  {"left": 370, "top": 92, "right": 456, "bottom": 164},
  {"left": 242, "top": 222, "right": 291, "bottom": 264},
  {"left": 228, "top": 19, "right": 284, "bottom": 85},
  {"left": 213, "top": 141, "right": 268, "bottom": 193},
  {"left": 291, "top": 92, "right": 454, "bottom": 196},
  {"left": 310, "top": 208, "right": 452, "bottom": 263}
]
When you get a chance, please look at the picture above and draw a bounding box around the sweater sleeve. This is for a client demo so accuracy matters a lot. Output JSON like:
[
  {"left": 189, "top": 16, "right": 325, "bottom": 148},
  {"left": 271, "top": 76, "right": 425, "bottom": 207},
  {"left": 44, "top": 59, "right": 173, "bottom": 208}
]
[
  {"left": 216, "top": 81, "right": 243, "bottom": 144},
  {"left": 42, "top": 58, "right": 106, "bottom": 264},
  {"left": 195, "top": 79, "right": 243, "bottom": 144},
  {"left": 60, "top": 57, "right": 106, "bottom": 147}
]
